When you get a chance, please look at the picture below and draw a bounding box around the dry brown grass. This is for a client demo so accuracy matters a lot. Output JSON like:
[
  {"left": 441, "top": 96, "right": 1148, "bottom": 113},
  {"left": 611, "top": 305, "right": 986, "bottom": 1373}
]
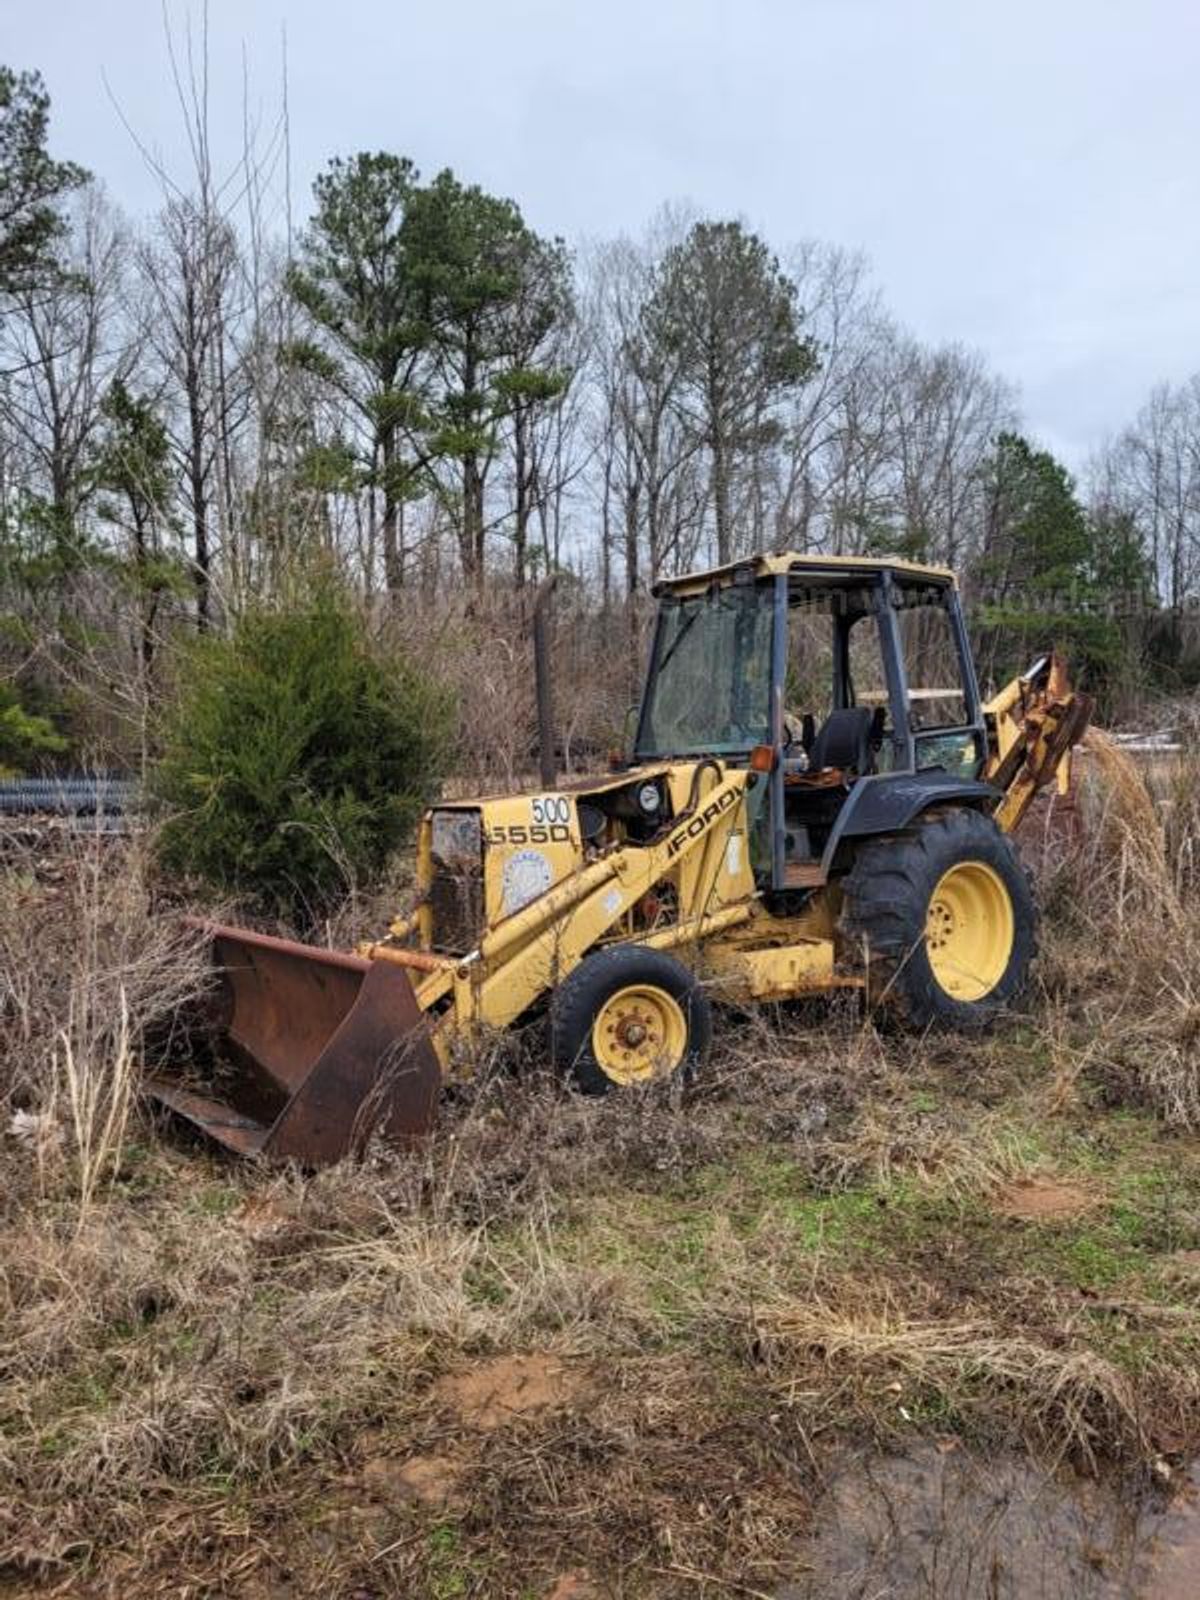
[
  {"left": 3, "top": 714, "right": 1200, "bottom": 1594},
  {"left": 47, "top": 991, "right": 134, "bottom": 1231},
  {"left": 1032, "top": 733, "right": 1200, "bottom": 1131},
  {"left": 753, "top": 1289, "right": 1157, "bottom": 1470},
  {"left": 0, "top": 1151, "right": 636, "bottom": 1582},
  {"left": 380, "top": 584, "right": 655, "bottom": 793},
  {"left": 819, "top": 1099, "right": 1040, "bottom": 1199},
  {"left": 0, "top": 827, "right": 212, "bottom": 1114},
  {"left": 0, "top": 1003, "right": 927, "bottom": 1591},
  {"left": 1078, "top": 728, "right": 1184, "bottom": 922},
  {"left": 2, "top": 1031, "right": 1198, "bottom": 1594}
]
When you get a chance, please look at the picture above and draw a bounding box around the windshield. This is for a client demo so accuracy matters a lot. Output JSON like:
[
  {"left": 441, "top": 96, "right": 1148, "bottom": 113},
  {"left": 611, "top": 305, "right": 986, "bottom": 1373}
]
[{"left": 635, "top": 583, "right": 775, "bottom": 758}]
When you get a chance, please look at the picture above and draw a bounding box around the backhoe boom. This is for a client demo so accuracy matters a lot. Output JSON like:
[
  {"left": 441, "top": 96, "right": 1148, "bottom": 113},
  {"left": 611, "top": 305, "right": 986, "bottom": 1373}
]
[{"left": 982, "top": 652, "right": 1093, "bottom": 833}]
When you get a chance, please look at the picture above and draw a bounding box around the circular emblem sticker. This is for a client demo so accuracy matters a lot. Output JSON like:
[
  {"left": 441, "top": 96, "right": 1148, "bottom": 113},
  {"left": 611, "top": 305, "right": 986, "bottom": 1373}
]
[{"left": 502, "top": 848, "right": 553, "bottom": 914}]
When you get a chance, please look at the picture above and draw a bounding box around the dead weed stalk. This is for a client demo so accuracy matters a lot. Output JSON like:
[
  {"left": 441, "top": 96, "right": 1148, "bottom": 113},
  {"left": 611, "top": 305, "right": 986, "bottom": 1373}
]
[{"left": 47, "top": 989, "right": 134, "bottom": 1229}]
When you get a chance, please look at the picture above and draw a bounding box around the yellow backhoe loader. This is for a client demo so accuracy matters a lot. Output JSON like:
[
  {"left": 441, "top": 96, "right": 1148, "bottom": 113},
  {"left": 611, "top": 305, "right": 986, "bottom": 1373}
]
[{"left": 149, "top": 552, "right": 1091, "bottom": 1163}]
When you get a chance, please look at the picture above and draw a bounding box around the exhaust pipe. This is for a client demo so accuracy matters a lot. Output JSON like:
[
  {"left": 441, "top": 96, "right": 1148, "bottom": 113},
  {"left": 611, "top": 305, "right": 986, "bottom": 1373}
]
[{"left": 533, "top": 576, "right": 557, "bottom": 788}]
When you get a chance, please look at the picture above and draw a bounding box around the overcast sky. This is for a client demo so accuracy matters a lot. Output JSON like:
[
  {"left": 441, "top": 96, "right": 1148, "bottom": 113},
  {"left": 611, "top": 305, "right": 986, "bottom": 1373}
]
[{"left": 6, "top": 0, "right": 1199, "bottom": 470}]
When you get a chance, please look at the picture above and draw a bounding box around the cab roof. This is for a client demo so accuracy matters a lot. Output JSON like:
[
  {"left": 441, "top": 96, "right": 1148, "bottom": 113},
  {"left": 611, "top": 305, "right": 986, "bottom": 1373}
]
[{"left": 652, "top": 550, "right": 955, "bottom": 597}]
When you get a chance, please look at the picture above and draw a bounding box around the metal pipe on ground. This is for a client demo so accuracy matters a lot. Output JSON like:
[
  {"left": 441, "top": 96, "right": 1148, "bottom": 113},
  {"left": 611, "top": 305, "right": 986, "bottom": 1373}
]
[{"left": 0, "top": 777, "right": 136, "bottom": 815}]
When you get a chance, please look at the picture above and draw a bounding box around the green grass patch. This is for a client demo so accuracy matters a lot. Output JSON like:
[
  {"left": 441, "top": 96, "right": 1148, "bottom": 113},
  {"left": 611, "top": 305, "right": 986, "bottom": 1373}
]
[{"left": 425, "top": 1522, "right": 487, "bottom": 1599}]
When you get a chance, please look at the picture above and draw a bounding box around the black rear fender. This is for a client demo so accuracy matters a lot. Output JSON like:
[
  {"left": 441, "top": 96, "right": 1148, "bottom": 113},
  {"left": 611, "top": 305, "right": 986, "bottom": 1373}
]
[{"left": 822, "top": 771, "right": 1001, "bottom": 871}]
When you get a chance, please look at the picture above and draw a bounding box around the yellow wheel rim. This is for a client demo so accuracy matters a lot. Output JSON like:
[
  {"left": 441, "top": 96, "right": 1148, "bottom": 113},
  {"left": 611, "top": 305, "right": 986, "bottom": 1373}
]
[
  {"left": 592, "top": 984, "right": 688, "bottom": 1085},
  {"left": 925, "top": 860, "right": 1014, "bottom": 1001}
]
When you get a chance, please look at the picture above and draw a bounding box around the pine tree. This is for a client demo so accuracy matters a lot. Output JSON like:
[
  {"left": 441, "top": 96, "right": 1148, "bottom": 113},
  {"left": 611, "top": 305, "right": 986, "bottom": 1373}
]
[
  {"left": 642, "top": 221, "right": 816, "bottom": 563},
  {"left": 92, "top": 379, "right": 182, "bottom": 673},
  {"left": 973, "top": 432, "right": 1148, "bottom": 699},
  {"left": 0, "top": 67, "right": 86, "bottom": 298},
  {"left": 403, "top": 171, "right": 572, "bottom": 584},
  {"left": 288, "top": 154, "right": 426, "bottom": 593}
]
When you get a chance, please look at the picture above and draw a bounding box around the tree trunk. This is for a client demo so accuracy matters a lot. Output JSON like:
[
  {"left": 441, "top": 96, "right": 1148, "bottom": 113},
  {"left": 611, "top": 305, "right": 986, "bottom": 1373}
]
[
  {"left": 599, "top": 446, "right": 613, "bottom": 611},
  {"left": 458, "top": 337, "right": 486, "bottom": 585},
  {"left": 380, "top": 424, "right": 403, "bottom": 594},
  {"left": 180, "top": 273, "right": 211, "bottom": 628},
  {"left": 705, "top": 349, "right": 733, "bottom": 564},
  {"left": 187, "top": 396, "right": 210, "bottom": 626},
  {"left": 711, "top": 432, "right": 731, "bottom": 565},
  {"left": 132, "top": 506, "right": 159, "bottom": 677},
  {"left": 513, "top": 404, "right": 529, "bottom": 585},
  {"left": 624, "top": 479, "right": 640, "bottom": 598},
  {"left": 212, "top": 326, "right": 238, "bottom": 598},
  {"left": 461, "top": 452, "right": 485, "bottom": 584}
]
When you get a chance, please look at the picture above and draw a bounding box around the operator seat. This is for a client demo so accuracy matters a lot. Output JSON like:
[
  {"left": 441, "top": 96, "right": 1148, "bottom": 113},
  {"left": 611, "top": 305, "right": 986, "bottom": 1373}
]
[{"left": 808, "top": 706, "right": 884, "bottom": 775}]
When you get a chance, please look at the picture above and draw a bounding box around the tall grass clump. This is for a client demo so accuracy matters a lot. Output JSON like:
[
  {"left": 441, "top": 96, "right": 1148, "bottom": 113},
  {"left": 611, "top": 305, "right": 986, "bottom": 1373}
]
[
  {"left": 1036, "top": 728, "right": 1200, "bottom": 1128},
  {"left": 152, "top": 580, "right": 453, "bottom": 922}
]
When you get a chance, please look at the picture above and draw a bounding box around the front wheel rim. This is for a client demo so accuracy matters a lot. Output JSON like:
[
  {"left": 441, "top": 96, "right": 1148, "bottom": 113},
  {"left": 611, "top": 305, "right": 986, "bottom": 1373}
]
[
  {"left": 925, "top": 860, "right": 1015, "bottom": 1001},
  {"left": 591, "top": 983, "right": 688, "bottom": 1085}
]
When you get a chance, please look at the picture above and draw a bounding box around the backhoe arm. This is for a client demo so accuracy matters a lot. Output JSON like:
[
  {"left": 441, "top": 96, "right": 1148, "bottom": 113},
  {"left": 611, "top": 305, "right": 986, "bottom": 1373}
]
[{"left": 982, "top": 652, "right": 1093, "bottom": 833}]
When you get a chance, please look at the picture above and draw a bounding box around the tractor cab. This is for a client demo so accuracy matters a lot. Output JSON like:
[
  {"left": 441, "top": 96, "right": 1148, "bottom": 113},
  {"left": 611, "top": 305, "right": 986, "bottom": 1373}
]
[{"left": 634, "top": 553, "right": 995, "bottom": 892}]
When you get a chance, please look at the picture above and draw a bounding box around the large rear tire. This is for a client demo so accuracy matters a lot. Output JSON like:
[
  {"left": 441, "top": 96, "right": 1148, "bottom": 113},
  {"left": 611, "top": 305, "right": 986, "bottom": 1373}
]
[
  {"left": 841, "top": 808, "right": 1036, "bottom": 1031},
  {"left": 550, "top": 945, "right": 712, "bottom": 1096}
]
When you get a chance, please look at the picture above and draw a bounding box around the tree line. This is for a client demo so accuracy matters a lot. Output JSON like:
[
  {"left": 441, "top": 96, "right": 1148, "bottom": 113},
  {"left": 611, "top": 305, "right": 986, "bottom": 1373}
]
[{"left": 1, "top": 61, "right": 1199, "bottom": 773}]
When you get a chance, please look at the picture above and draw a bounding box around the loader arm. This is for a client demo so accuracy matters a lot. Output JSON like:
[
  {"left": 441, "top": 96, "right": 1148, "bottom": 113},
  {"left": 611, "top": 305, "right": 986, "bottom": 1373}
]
[{"left": 982, "top": 651, "right": 1093, "bottom": 834}]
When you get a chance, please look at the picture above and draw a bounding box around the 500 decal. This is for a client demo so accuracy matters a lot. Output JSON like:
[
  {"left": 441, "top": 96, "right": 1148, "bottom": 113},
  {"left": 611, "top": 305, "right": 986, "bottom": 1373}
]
[
  {"left": 665, "top": 786, "right": 739, "bottom": 858},
  {"left": 486, "top": 823, "right": 573, "bottom": 846},
  {"left": 531, "top": 794, "right": 571, "bottom": 826}
]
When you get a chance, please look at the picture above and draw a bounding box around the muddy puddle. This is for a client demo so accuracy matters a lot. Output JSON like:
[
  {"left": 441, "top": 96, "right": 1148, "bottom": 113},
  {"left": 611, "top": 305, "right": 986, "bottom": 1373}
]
[{"left": 782, "top": 1443, "right": 1200, "bottom": 1599}]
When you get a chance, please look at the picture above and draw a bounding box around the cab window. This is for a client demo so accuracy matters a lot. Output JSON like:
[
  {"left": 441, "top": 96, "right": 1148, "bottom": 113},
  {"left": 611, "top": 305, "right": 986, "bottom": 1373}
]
[{"left": 895, "top": 598, "right": 968, "bottom": 729}]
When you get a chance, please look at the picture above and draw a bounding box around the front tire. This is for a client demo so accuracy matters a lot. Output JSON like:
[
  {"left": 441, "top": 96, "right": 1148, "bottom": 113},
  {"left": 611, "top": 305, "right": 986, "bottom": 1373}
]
[
  {"left": 841, "top": 808, "right": 1037, "bottom": 1031},
  {"left": 549, "top": 945, "right": 713, "bottom": 1096}
]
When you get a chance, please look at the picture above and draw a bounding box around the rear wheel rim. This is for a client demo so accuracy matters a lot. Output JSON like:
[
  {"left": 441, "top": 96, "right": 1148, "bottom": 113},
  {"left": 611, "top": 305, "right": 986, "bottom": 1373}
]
[
  {"left": 925, "top": 860, "right": 1014, "bottom": 1001},
  {"left": 592, "top": 983, "right": 688, "bottom": 1084}
]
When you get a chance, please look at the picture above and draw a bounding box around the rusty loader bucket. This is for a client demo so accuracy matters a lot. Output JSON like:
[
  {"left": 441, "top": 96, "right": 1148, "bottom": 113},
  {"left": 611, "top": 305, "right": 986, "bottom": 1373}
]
[{"left": 147, "top": 921, "right": 441, "bottom": 1163}]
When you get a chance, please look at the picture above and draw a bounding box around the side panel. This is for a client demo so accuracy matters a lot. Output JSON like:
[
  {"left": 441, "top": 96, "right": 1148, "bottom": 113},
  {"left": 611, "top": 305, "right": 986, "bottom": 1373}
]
[
  {"left": 478, "top": 792, "right": 586, "bottom": 923},
  {"left": 665, "top": 766, "right": 758, "bottom": 915}
]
